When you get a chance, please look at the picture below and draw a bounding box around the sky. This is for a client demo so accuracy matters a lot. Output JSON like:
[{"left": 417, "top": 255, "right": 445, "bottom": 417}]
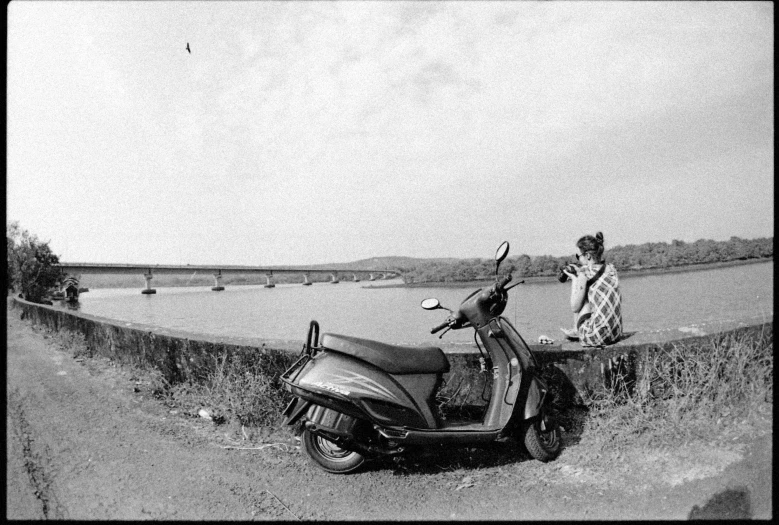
[{"left": 7, "top": 1, "right": 774, "bottom": 266}]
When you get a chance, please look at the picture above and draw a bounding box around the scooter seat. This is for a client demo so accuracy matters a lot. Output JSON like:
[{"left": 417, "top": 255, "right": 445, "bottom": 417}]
[{"left": 320, "top": 333, "right": 450, "bottom": 375}]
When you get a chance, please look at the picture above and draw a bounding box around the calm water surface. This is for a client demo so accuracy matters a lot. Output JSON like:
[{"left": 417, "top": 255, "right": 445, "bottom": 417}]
[{"left": 71, "top": 262, "right": 773, "bottom": 345}]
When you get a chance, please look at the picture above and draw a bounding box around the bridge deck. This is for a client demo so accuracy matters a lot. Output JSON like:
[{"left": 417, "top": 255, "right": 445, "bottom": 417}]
[{"left": 59, "top": 263, "right": 398, "bottom": 276}]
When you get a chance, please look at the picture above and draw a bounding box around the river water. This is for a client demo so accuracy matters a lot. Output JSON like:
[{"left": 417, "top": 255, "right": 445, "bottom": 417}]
[{"left": 68, "top": 261, "right": 773, "bottom": 346}]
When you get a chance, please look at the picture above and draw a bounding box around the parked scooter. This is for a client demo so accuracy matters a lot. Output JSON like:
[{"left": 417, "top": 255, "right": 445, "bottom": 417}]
[{"left": 280, "top": 242, "right": 561, "bottom": 473}]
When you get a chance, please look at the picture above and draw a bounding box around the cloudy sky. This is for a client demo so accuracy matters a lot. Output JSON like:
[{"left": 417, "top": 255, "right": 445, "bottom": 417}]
[{"left": 7, "top": 1, "right": 773, "bottom": 265}]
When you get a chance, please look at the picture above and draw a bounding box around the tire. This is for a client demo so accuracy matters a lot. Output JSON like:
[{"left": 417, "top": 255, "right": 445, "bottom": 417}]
[
  {"left": 301, "top": 429, "right": 365, "bottom": 474},
  {"left": 523, "top": 411, "right": 561, "bottom": 462}
]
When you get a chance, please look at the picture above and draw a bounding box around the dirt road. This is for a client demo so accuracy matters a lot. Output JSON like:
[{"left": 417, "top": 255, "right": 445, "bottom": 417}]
[{"left": 6, "top": 308, "right": 772, "bottom": 520}]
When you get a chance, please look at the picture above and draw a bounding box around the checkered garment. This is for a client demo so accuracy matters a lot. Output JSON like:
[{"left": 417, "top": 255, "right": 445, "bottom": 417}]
[{"left": 578, "top": 263, "right": 623, "bottom": 347}]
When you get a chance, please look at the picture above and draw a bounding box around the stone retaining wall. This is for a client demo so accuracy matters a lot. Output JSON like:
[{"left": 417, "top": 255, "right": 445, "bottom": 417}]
[{"left": 11, "top": 298, "right": 771, "bottom": 409}]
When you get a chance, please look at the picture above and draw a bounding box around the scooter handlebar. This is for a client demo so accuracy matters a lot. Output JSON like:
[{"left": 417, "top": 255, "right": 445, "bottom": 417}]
[
  {"left": 495, "top": 273, "right": 513, "bottom": 291},
  {"left": 430, "top": 320, "right": 451, "bottom": 334}
]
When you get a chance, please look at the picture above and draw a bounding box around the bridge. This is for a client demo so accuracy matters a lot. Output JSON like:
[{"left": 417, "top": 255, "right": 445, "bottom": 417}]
[{"left": 55, "top": 263, "right": 400, "bottom": 300}]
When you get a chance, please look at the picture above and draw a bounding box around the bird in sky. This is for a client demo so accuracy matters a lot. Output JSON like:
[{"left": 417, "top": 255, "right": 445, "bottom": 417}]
[{"left": 186, "top": 43, "right": 191, "bottom": 54}]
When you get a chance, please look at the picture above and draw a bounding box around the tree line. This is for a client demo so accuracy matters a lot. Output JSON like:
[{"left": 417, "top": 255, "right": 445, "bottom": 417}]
[{"left": 398, "top": 236, "right": 774, "bottom": 284}]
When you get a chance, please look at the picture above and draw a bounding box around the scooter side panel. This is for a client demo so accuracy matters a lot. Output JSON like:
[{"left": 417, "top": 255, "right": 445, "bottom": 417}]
[
  {"left": 293, "top": 351, "right": 433, "bottom": 429},
  {"left": 388, "top": 373, "right": 442, "bottom": 428},
  {"left": 523, "top": 375, "right": 548, "bottom": 420},
  {"left": 497, "top": 317, "right": 538, "bottom": 369}
]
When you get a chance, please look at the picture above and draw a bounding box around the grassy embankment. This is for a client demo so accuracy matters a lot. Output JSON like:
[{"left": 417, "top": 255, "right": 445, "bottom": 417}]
[
  {"left": 569, "top": 325, "right": 773, "bottom": 452},
  {"left": 46, "top": 318, "right": 772, "bottom": 450}
]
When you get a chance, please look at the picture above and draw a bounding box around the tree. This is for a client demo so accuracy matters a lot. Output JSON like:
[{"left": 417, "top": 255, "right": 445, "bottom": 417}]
[
  {"left": 6, "top": 222, "right": 63, "bottom": 303},
  {"left": 6, "top": 222, "right": 19, "bottom": 292}
]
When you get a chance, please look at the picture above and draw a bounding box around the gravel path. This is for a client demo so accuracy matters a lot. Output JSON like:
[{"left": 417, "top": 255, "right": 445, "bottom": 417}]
[{"left": 6, "top": 307, "right": 772, "bottom": 520}]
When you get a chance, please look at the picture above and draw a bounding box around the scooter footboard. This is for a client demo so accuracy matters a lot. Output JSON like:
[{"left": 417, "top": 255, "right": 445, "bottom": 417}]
[{"left": 379, "top": 427, "right": 502, "bottom": 446}]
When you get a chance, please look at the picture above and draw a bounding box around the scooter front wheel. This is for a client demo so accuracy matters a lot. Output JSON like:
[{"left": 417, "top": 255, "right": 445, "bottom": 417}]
[
  {"left": 523, "top": 413, "right": 561, "bottom": 462},
  {"left": 302, "top": 429, "right": 365, "bottom": 474}
]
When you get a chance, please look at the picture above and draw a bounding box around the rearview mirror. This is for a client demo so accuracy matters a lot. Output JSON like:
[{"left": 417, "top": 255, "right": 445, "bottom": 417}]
[
  {"left": 495, "top": 241, "right": 510, "bottom": 263},
  {"left": 420, "top": 298, "right": 440, "bottom": 310},
  {"left": 495, "top": 241, "right": 510, "bottom": 275}
]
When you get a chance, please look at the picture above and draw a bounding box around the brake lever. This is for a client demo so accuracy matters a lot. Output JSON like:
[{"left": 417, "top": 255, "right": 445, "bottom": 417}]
[
  {"left": 504, "top": 279, "right": 525, "bottom": 291},
  {"left": 438, "top": 326, "right": 452, "bottom": 339}
]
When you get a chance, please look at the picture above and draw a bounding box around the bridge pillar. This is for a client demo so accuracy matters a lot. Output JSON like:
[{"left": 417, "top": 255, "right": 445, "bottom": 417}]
[
  {"left": 142, "top": 271, "right": 156, "bottom": 294},
  {"left": 369, "top": 273, "right": 376, "bottom": 281},
  {"left": 212, "top": 271, "right": 224, "bottom": 291},
  {"left": 352, "top": 273, "right": 360, "bottom": 282},
  {"left": 330, "top": 273, "right": 340, "bottom": 284},
  {"left": 302, "top": 273, "right": 312, "bottom": 286},
  {"left": 264, "top": 273, "right": 275, "bottom": 288}
]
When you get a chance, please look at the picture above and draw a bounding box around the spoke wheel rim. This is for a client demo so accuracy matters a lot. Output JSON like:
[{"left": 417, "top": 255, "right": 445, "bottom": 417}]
[
  {"left": 537, "top": 415, "right": 559, "bottom": 449},
  {"left": 313, "top": 436, "right": 356, "bottom": 462}
]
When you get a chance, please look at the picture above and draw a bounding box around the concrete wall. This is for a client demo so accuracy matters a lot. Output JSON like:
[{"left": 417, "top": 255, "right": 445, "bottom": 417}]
[
  {"left": 12, "top": 298, "right": 297, "bottom": 388},
  {"left": 530, "top": 319, "right": 772, "bottom": 406},
  {"left": 11, "top": 298, "right": 771, "bottom": 409}
]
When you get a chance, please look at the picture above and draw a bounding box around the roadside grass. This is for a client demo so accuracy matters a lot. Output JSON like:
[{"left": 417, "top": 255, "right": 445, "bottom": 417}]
[
  {"left": 46, "top": 328, "right": 91, "bottom": 359},
  {"left": 577, "top": 326, "right": 773, "bottom": 455},
  {"left": 163, "top": 351, "right": 294, "bottom": 428}
]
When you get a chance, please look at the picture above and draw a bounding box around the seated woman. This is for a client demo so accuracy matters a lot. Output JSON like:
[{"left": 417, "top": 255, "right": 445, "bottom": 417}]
[{"left": 560, "top": 232, "right": 623, "bottom": 347}]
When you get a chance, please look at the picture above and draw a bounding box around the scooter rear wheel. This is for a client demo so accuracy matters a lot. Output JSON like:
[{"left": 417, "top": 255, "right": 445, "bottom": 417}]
[
  {"left": 302, "top": 429, "right": 365, "bottom": 474},
  {"left": 523, "top": 412, "right": 561, "bottom": 462}
]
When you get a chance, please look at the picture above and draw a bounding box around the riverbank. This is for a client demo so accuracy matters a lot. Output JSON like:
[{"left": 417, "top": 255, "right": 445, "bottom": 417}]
[{"left": 366, "top": 257, "right": 773, "bottom": 289}]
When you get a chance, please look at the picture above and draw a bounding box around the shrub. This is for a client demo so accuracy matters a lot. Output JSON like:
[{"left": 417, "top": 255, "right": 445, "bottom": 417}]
[{"left": 168, "top": 350, "right": 294, "bottom": 427}]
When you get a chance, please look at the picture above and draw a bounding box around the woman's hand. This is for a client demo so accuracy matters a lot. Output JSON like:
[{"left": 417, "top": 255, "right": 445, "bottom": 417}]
[{"left": 569, "top": 266, "right": 587, "bottom": 284}]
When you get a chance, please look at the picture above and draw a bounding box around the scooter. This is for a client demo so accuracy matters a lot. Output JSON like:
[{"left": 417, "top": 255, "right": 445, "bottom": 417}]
[{"left": 280, "top": 241, "right": 561, "bottom": 473}]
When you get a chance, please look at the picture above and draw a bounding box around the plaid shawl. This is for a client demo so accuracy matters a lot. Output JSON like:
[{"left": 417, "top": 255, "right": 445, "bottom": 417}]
[{"left": 578, "top": 263, "right": 623, "bottom": 347}]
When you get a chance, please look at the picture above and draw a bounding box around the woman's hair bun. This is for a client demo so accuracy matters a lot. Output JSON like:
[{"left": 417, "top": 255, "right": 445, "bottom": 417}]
[{"left": 595, "top": 231, "right": 604, "bottom": 244}]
